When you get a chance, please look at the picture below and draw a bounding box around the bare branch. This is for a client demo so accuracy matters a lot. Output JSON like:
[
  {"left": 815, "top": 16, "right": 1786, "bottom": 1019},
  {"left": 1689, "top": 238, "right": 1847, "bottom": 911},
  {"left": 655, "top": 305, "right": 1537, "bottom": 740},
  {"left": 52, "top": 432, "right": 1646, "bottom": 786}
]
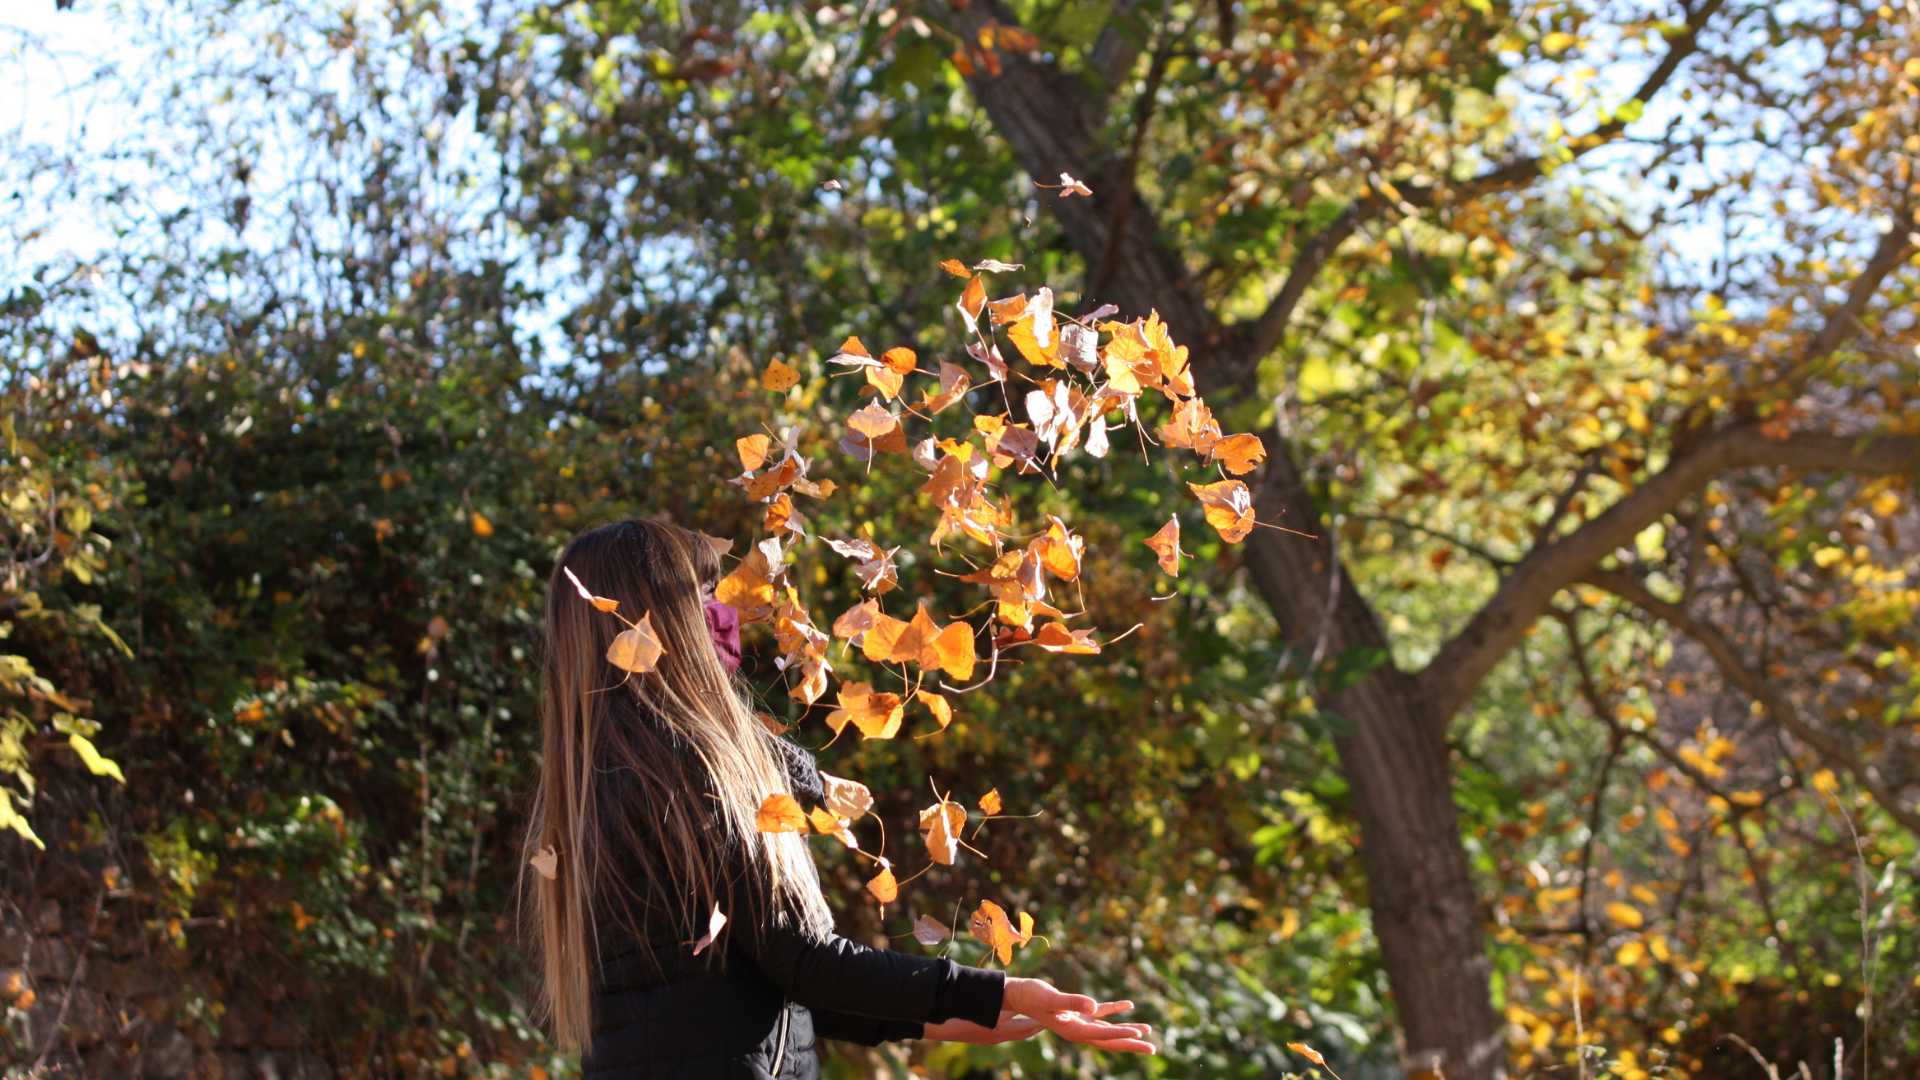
[
  {"left": 1582, "top": 568, "right": 1920, "bottom": 836},
  {"left": 1419, "top": 426, "right": 1920, "bottom": 721}
]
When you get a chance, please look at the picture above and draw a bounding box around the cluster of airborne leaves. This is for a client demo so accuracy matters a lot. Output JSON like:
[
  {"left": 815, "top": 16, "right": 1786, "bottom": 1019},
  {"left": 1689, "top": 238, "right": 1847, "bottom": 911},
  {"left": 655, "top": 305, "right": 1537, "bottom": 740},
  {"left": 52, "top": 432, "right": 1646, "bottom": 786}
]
[{"left": 553, "top": 246, "right": 1279, "bottom": 964}]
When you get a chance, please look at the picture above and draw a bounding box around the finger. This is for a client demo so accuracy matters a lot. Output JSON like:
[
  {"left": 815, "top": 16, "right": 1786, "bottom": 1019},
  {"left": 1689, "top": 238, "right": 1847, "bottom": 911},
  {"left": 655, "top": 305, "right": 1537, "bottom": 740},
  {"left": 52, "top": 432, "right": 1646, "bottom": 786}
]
[
  {"left": 1040, "top": 1015, "right": 1151, "bottom": 1043},
  {"left": 1051, "top": 990, "right": 1099, "bottom": 1015},
  {"left": 1090, "top": 1000, "right": 1135, "bottom": 1018},
  {"left": 1086, "top": 1037, "right": 1158, "bottom": 1055}
]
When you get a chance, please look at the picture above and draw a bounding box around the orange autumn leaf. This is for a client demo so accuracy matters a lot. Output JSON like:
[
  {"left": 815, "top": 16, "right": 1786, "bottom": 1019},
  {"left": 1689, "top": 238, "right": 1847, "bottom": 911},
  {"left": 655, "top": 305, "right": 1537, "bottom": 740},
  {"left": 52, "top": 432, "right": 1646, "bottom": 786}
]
[
  {"left": 1190, "top": 478, "right": 1256, "bottom": 542},
  {"left": 825, "top": 681, "right": 905, "bottom": 740},
  {"left": 761, "top": 357, "right": 800, "bottom": 392},
  {"left": 987, "top": 292, "right": 1028, "bottom": 326},
  {"left": 736, "top": 433, "right": 772, "bottom": 471},
  {"left": 807, "top": 806, "right": 858, "bottom": 848},
  {"left": 978, "top": 788, "right": 1002, "bottom": 815},
  {"left": 969, "top": 899, "right": 1035, "bottom": 964},
  {"left": 1033, "top": 516, "right": 1083, "bottom": 581},
  {"left": 755, "top": 793, "right": 808, "bottom": 833},
  {"left": 920, "top": 798, "right": 968, "bottom": 865},
  {"left": 1287, "top": 1042, "right": 1328, "bottom": 1068},
  {"left": 470, "top": 511, "right": 495, "bottom": 537},
  {"left": 938, "top": 258, "right": 971, "bottom": 279},
  {"left": 836, "top": 335, "right": 871, "bottom": 359},
  {"left": 881, "top": 346, "right": 918, "bottom": 375},
  {"left": 606, "top": 612, "right": 666, "bottom": 673},
  {"left": 957, "top": 275, "right": 986, "bottom": 322},
  {"left": 1145, "top": 515, "right": 1182, "bottom": 576},
  {"left": 921, "top": 360, "right": 973, "bottom": 414},
  {"left": 862, "top": 603, "right": 976, "bottom": 681},
  {"left": 716, "top": 542, "right": 780, "bottom": 620},
  {"left": 1006, "top": 311, "right": 1060, "bottom": 368},
  {"left": 1210, "top": 432, "right": 1267, "bottom": 476},
  {"left": 742, "top": 458, "right": 800, "bottom": 502},
  {"left": 917, "top": 689, "right": 954, "bottom": 730},
  {"left": 867, "top": 865, "right": 899, "bottom": 904},
  {"left": 1033, "top": 621, "right": 1101, "bottom": 655}
]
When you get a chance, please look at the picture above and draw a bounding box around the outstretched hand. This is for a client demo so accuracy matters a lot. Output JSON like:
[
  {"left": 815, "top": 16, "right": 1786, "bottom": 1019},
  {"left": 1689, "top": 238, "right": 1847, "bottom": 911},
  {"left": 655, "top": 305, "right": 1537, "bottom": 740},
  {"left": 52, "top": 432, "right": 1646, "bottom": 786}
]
[{"left": 923, "top": 978, "right": 1156, "bottom": 1054}]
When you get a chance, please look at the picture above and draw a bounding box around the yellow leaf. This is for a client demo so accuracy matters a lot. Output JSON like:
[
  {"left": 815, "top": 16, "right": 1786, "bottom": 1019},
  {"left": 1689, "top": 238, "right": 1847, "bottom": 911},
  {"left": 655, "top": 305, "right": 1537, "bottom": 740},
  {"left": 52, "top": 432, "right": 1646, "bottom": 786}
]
[
  {"left": 1605, "top": 901, "right": 1644, "bottom": 929},
  {"left": 1287, "top": 1042, "right": 1327, "bottom": 1067},
  {"left": 470, "top": 511, "right": 494, "bottom": 537},
  {"left": 1542, "top": 31, "right": 1579, "bottom": 56},
  {"left": 1616, "top": 939, "right": 1646, "bottom": 967},
  {"left": 67, "top": 732, "right": 124, "bottom": 784},
  {"left": 978, "top": 788, "right": 1002, "bottom": 815}
]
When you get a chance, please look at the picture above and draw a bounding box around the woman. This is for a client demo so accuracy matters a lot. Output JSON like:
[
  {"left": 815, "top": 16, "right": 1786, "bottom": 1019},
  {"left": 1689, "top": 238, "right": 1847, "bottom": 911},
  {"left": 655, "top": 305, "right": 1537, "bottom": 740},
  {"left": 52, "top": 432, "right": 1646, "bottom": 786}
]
[{"left": 520, "top": 519, "right": 1155, "bottom": 1078}]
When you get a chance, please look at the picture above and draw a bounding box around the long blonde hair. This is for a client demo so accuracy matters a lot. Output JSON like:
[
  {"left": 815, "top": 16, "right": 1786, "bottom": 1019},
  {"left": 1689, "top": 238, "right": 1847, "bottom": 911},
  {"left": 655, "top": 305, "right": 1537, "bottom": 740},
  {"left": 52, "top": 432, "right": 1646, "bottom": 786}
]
[{"left": 518, "top": 518, "right": 833, "bottom": 1051}]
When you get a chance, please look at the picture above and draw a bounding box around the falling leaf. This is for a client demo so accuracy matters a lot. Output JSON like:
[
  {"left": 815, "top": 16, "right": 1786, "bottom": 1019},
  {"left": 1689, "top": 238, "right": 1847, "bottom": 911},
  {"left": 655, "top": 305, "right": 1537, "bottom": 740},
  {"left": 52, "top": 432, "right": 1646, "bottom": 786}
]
[
  {"left": 913, "top": 913, "right": 951, "bottom": 946},
  {"left": 1287, "top": 1043, "right": 1327, "bottom": 1068},
  {"left": 939, "top": 258, "right": 971, "bottom": 278},
  {"left": 847, "top": 402, "right": 900, "bottom": 439},
  {"left": 822, "top": 773, "right": 874, "bottom": 819},
  {"left": 606, "top": 612, "right": 666, "bottom": 673},
  {"left": 863, "top": 603, "right": 977, "bottom": 681},
  {"left": 737, "top": 433, "right": 772, "bottom": 471},
  {"left": 470, "top": 511, "right": 494, "bottom": 537},
  {"left": 825, "top": 682, "right": 906, "bottom": 740},
  {"left": 1033, "top": 621, "right": 1102, "bottom": 654},
  {"left": 987, "top": 292, "right": 1028, "bottom": 326},
  {"left": 530, "top": 845, "right": 558, "bottom": 880},
  {"left": 1145, "top": 515, "right": 1183, "bottom": 576},
  {"left": 717, "top": 538, "right": 783, "bottom": 621},
  {"left": 969, "top": 899, "right": 1035, "bottom": 964},
  {"left": 761, "top": 358, "right": 801, "bottom": 392},
  {"left": 978, "top": 788, "right": 1002, "bottom": 815},
  {"left": 1210, "top": 432, "right": 1267, "bottom": 476},
  {"left": 920, "top": 799, "right": 968, "bottom": 865},
  {"left": 808, "top": 806, "right": 859, "bottom": 848},
  {"left": 690, "top": 905, "right": 727, "bottom": 956},
  {"left": 562, "top": 566, "right": 621, "bottom": 612},
  {"left": 1190, "top": 479, "right": 1256, "bottom": 542},
  {"left": 1051, "top": 172, "right": 1093, "bottom": 197},
  {"left": 867, "top": 865, "right": 899, "bottom": 904},
  {"left": 957, "top": 275, "right": 987, "bottom": 323},
  {"left": 820, "top": 178, "right": 843, "bottom": 191},
  {"left": 756, "top": 793, "right": 809, "bottom": 833},
  {"left": 917, "top": 689, "right": 953, "bottom": 730},
  {"left": 973, "top": 259, "right": 1023, "bottom": 273}
]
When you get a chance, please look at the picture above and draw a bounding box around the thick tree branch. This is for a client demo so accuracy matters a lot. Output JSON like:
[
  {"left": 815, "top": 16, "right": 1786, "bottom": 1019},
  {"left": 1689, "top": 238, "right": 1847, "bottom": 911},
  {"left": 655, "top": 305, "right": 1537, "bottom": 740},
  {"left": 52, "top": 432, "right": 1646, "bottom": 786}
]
[
  {"left": 1581, "top": 568, "right": 1920, "bottom": 836},
  {"left": 1418, "top": 426, "right": 1920, "bottom": 721}
]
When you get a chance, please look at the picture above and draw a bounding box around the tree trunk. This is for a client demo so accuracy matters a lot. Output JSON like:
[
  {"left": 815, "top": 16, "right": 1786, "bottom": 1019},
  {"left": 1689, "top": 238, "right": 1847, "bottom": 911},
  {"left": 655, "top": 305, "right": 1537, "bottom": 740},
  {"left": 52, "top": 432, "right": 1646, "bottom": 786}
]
[
  {"left": 939, "top": 8, "right": 1507, "bottom": 1069},
  {"left": 1242, "top": 451, "right": 1505, "bottom": 1079}
]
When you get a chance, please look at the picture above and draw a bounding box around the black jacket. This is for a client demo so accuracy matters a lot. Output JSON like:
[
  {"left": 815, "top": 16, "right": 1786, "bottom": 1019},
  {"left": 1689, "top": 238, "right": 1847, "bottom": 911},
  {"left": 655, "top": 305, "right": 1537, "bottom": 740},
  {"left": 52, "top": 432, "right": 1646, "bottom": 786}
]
[{"left": 583, "top": 733, "right": 1005, "bottom": 1078}]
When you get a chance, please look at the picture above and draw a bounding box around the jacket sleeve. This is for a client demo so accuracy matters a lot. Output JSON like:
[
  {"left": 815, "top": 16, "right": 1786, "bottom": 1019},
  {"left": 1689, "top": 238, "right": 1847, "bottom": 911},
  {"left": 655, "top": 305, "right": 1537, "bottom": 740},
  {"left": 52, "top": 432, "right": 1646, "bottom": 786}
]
[
  {"left": 807, "top": 1008, "right": 924, "bottom": 1046},
  {"left": 734, "top": 916, "right": 1005, "bottom": 1029}
]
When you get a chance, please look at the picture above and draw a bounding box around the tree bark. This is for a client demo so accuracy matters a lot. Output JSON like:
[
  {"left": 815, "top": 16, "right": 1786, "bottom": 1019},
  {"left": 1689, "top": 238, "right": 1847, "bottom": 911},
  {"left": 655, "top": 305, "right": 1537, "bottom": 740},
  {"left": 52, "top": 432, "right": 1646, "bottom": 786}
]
[
  {"left": 1243, "top": 451, "right": 1505, "bottom": 1078},
  {"left": 941, "top": 5, "right": 1505, "bottom": 1073}
]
